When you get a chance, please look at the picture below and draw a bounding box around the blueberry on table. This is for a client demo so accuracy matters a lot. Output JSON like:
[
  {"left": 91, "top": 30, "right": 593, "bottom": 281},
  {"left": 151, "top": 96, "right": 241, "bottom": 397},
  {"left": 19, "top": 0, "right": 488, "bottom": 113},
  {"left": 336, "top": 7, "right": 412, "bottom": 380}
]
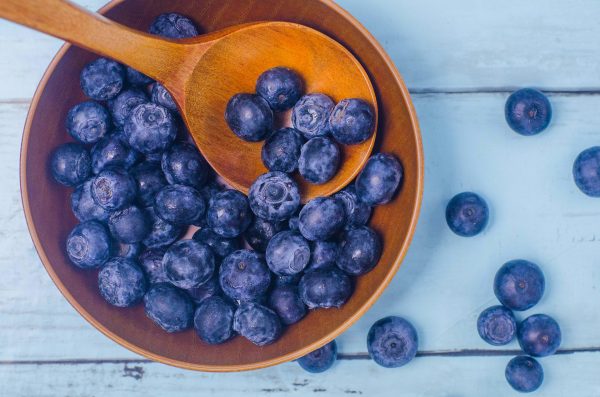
[
  {"left": 154, "top": 184, "right": 205, "bottom": 225},
  {"left": 298, "top": 137, "right": 341, "bottom": 184},
  {"left": 187, "top": 274, "right": 221, "bottom": 304},
  {"left": 66, "top": 221, "right": 114, "bottom": 269},
  {"left": 126, "top": 66, "right": 153, "bottom": 87},
  {"left": 244, "top": 216, "right": 286, "bottom": 252},
  {"left": 108, "top": 205, "right": 151, "bottom": 244},
  {"left": 445, "top": 192, "right": 489, "bottom": 237},
  {"left": 225, "top": 93, "right": 273, "bottom": 142},
  {"left": 256, "top": 67, "right": 304, "bottom": 112},
  {"left": 142, "top": 206, "right": 185, "bottom": 249},
  {"left": 266, "top": 231, "right": 310, "bottom": 276},
  {"left": 163, "top": 240, "right": 215, "bottom": 290},
  {"left": 130, "top": 161, "right": 168, "bottom": 207},
  {"left": 161, "top": 142, "right": 209, "bottom": 189},
  {"left": 80, "top": 58, "right": 125, "bottom": 101},
  {"left": 144, "top": 283, "right": 194, "bottom": 333},
  {"left": 261, "top": 128, "right": 304, "bottom": 173},
  {"left": 207, "top": 190, "right": 253, "bottom": 238},
  {"left": 268, "top": 284, "right": 306, "bottom": 325},
  {"left": 219, "top": 249, "right": 271, "bottom": 301},
  {"left": 477, "top": 305, "right": 517, "bottom": 346},
  {"left": 517, "top": 314, "right": 561, "bottom": 357},
  {"left": 505, "top": 88, "right": 552, "bottom": 136},
  {"left": 91, "top": 167, "right": 137, "bottom": 211},
  {"left": 194, "top": 296, "right": 235, "bottom": 345},
  {"left": 233, "top": 302, "right": 282, "bottom": 346},
  {"left": 573, "top": 146, "right": 600, "bottom": 197},
  {"left": 149, "top": 13, "right": 199, "bottom": 39},
  {"left": 297, "top": 340, "right": 337, "bottom": 373},
  {"left": 505, "top": 356, "right": 544, "bottom": 393},
  {"left": 118, "top": 243, "right": 143, "bottom": 259},
  {"left": 292, "top": 93, "right": 335, "bottom": 139},
  {"left": 299, "top": 267, "right": 352, "bottom": 309},
  {"left": 124, "top": 103, "right": 177, "bottom": 154},
  {"left": 66, "top": 101, "right": 110, "bottom": 144},
  {"left": 98, "top": 257, "right": 147, "bottom": 307},
  {"left": 71, "top": 180, "right": 111, "bottom": 223},
  {"left": 139, "top": 249, "right": 168, "bottom": 284},
  {"left": 367, "top": 316, "right": 418, "bottom": 368},
  {"left": 494, "top": 259, "right": 545, "bottom": 311},
  {"left": 298, "top": 197, "right": 346, "bottom": 241},
  {"left": 91, "top": 134, "right": 140, "bottom": 174},
  {"left": 248, "top": 172, "right": 301, "bottom": 221},
  {"left": 151, "top": 82, "right": 178, "bottom": 112},
  {"left": 193, "top": 228, "right": 240, "bottom": 258},
  {"left": 355, "top": 153, "right": 403, "bottom": 206},
  {"left": 329, "top": 98, "right": 375, "bottom": 145},
  {"left": 50, "top": 143, "right": 91, "bottom": 187},
  {"left": 334, "top": 185, "right": 372, "bottom": 227},
  {"left": 306, "top": 240, "right": 338, "bottom": 272},
  {"left": 337, "top": 226, "right": 382, "bottom": 276}
]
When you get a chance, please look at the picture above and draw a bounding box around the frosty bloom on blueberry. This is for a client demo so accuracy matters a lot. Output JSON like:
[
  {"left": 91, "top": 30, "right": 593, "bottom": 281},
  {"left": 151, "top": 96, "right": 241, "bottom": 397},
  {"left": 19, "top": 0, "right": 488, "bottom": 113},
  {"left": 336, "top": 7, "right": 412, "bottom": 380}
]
[
  {"left": 292, "top": 93, "right": 335, "bottom": 139},
  {"left": 163, "top": 240, "right": 215, "bottom": 290},
  {"left": 219, "top": 249, "right": 271, "bottom": 302},
  {"left": 329, "top": 98, "right": 375, "bottom": 145},
  {"left": 355, "top": 152, "right": 403, "bottom": 206},
  {"left": 207, "top": 189, "right": 252, "bottom": 238},
  {"left": 80, "top": 58, "right": 125, "bottom": 101},
  {"left": 98, "top": 257, "right": 147, "bottom": 308},
  {"left": 266, "top": 230, "right": 310, "bottom": 276},
  {"left": 261, "top": 128, "right": 304, "bottom": 173},
  {"left": 66, "top": 101, "right": 111, "bottom": 144},
  {"left": 233, "top": 302, "right": 282, "bottom": 346},
  {"left": 367, "top": 316, "right": 418, "bottom": 368},
  {"left": 477, "top": 305, "right": 517, "bottom": 346},
  {"left": 248, "top": 172, "right": 300, "bottom": 221},
  {"left": 149, "top": 12, "right": 200, "bottom": 39},
  {"left": 298, "top": 196, "right": 345, "bottom": 241},
  {"left": 194, "top": 296, "right": 235, "bottom": 345},
  {"left": 108, "top": 205, "right": 151, "bottom": 244},
  {"left": 256, "top": 67, "right": 304, "bottom": 112},
  {"left": 298, "top": 136, "right": 341, "bottom": 184},
  {"left": 144, "top": 283, "right": 194, "bottom": 333},
  {"left": 66, "top": 221, "right": 114, "bottom": 269},
  {"left": 108, "top": 88, "right": 148, "bottom": 127},
  {"left": 50, "top": 143, "right": 92, "bottom": 187},
  {"left": 90, "top": 134, "right": 140, "bottom": 174},
  {"left": 124, "top": 102, "right": 177, "bottom": 154},
  {"left": 91, "top": 167, "right": 137, "bottom": 211}
]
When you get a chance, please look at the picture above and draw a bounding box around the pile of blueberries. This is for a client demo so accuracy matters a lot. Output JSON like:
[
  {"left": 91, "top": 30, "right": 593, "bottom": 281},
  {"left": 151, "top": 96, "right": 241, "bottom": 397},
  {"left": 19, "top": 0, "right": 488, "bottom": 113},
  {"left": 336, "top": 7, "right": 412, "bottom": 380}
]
[{"left": 48, "top": 12, "right": 406, "bottom": 372}]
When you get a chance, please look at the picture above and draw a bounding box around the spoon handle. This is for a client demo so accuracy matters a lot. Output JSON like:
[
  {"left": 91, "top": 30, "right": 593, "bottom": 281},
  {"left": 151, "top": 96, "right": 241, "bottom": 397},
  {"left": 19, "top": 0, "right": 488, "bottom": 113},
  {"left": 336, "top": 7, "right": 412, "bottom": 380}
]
[{"left": 0, "top": 0, "right": 186, "bottom": 83}]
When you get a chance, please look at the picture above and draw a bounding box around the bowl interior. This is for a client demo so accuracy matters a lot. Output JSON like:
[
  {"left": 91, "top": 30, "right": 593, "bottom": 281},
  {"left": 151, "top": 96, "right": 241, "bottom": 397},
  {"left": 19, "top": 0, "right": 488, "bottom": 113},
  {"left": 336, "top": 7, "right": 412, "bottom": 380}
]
[{"left": 21, "top": 0, "right": 423, "bottom": 371}]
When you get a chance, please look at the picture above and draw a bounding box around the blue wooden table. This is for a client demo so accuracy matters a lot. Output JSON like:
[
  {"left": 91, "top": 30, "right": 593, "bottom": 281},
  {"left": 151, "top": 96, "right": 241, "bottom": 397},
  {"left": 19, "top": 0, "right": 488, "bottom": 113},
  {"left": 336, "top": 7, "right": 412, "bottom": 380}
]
[{"left": 1, "top": 1, "right": 600, "bottom": 395}]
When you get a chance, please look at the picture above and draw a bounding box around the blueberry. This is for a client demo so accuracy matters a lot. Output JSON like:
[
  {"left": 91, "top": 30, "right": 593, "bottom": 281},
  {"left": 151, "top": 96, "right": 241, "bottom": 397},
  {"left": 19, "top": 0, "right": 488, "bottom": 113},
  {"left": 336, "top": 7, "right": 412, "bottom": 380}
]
[
  {"left": 288, "top": 216, "right": 300, "bottom": 231},
  {"left": 71, "top": 180, "right": 111, "bottom": 223},
  {"left": 149, "top": 13, "right": 199, "bottom": 39},
  {"left": 126, "top": 66, "right": 153, "bottom": 87},
  {"left": 505, "top": 88, "right": 552, "bottom": 136},
  {"left": 477, "top": 305, "right": 517, "bottom": 346},
  {"left": 298, "top": 137, "right": 340, "bottom": 184},
  {"left": 163, "top": 240, "right": 215, "bottom": 289},
  {"left": 505, "top": 356, "right": 544, "bottom": 393},
  {"left": 187, "top": 274, "right": 221, "bottom": 304},
  {"left": 266, "top": 231, "right": 310, "bottom": 276},
  {"left": 337, "top": 226, "right": 381, "bottom": 276},
  {"left": 161, "top": 142, "right": 209, "bottom": 188},
  {"left": 66, "top": 101, "right": 110, "bottom": 144},
  {"left": 198, "top": 179, "right": 225, "bottom": 209},
  {"left": 124, "top": 103, "right": 177, "bottom": 154},
  {"left": 329, "top": 98, "right": 375, "bottom": 145},
  {"left": 225, "top": 94, "right": 273, "bottom": 142},
  {"left": 256, "top": 67, "right": 303, "bottom": 111},
  {"left": 445, "top": 192, "right": 489, "bottom": 237},
  {"left": 219, "top": 249, "right": 271, "bottom": 301},
  {"left": 66, "top": 221, "right": 113, "bottom": 269},
  {"left": 139, "top": 248, "right": 168, "bottom": 284},
  {"left": 297, "top": 340, "right": 337, "bottom": 373},
  {"left": 494, "top": 260, "right": 545, "bottom": 311},
  {"left": 194, "top": 296, "right": 235, "bottom": 345},
  {"left": 108, "top": 88, "right": 148, "bottom": 127},
  {"left": 298, "top": 197, "right": 345, "bottom": 241},
  {"left": 299, "top": 267, "right": 352, "bottom": 309},
  {"left": 233, "top": 302, "right": 282, "bottom": 346},
  {"left": 367, "top": 316, "right": 418, "bottom": 368},
  {"left": 50, "top": 143, "right": 91, "bottom": 187},
  {"left": 151, "top": 83, "right": 178, "bottom": 112},
  {"left": 334, "top": 185, "right": 371, "bottom": 227},
  {"left": 261, "top": 128, "right": 304, "bottom": 172},
  {"left": 573, "top": 146, "right": 600, "bottom": 197},
  {"left": 118, "top": 243, "right": 143, "bottom": 259},
  {"left": 98, "top": 257, "right": 147, "bottom": 307},
  {"left": 91, "top": 135, "right": 140, "bottom": 174},
  {"left": 355, "top": 153, "right": 403, "bottom": 206},
  {"left": 154, "top": 184, "right": 205, "bottom": 225},
  {"left": 142, "top": 206, "right": 185, "bottom": 249},
  {"left": 292, "top": 93, "right": 335, "bottom": 139},
  {"left": 517, "top": 314, "right": 561, "bottom": 357},
  {"left": 131, "top": 161, "right": 168, "bottom": 207},
  {"left": 306, "top": 240, "right": 338, "bottom": 272},
  {"left": 91, "top": 167, "right": 137, "bottom": 211},
  {"left": 108, "top": 205, "right": 151, "bottom": 243},
  {"left": 193, "top": 228, "right": 240, "bottom": 258},
  {"left": 248, "top": 172, "right": 300, "bottom": 221},
  {"left": 207, "top": 190, "right": 252, "bottom": 238},
  {"left": 244, "top": 216, "right": 286, "bottom": 252},
  {"left": 144, "top": 283, "right": 194, "bottom": 333},
  {"left": 80, "top": 58, "right": 125, "bottom": 101},
  {"left": 268, "top": 284, "right": 306, "bottom": 325}
]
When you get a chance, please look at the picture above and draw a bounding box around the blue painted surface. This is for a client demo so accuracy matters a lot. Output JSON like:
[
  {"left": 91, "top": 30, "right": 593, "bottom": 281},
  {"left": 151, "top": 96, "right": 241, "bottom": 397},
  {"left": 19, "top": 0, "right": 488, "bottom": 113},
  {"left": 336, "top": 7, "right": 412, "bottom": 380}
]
[{"left": 0, "top": 0, "right": 600, "bottom": 395}]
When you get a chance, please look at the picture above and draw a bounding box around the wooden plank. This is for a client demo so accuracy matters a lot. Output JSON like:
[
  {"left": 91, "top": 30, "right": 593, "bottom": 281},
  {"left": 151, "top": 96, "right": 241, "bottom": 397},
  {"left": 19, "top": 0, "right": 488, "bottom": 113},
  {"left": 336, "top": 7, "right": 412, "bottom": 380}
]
[
  {"left": 1, "top": 352, "right": 599, "bottom": 396},
  {"left": 1, "top": 0, "right": 600, "bottom": 101}
]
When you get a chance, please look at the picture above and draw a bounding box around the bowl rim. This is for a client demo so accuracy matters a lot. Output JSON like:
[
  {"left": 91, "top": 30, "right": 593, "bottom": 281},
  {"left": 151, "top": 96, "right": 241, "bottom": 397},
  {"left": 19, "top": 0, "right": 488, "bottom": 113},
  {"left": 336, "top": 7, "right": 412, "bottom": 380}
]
[{"left": 19, "top": 0, "right": 424, "bottom": 372}]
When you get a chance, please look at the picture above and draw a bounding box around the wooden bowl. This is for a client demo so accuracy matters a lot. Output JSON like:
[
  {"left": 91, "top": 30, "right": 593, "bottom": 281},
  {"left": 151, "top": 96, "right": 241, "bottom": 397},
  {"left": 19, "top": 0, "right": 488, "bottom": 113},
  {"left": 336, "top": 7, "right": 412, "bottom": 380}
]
[{"left": 20, "top": 0, "right": 423, "bottom": 372}]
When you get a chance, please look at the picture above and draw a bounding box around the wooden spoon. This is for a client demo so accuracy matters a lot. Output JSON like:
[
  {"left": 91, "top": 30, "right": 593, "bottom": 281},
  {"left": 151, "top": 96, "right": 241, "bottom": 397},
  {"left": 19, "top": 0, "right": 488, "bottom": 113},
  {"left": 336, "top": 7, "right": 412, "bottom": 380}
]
[{"left": 0, "top": 0, "right": 377, "bottom": 201}]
